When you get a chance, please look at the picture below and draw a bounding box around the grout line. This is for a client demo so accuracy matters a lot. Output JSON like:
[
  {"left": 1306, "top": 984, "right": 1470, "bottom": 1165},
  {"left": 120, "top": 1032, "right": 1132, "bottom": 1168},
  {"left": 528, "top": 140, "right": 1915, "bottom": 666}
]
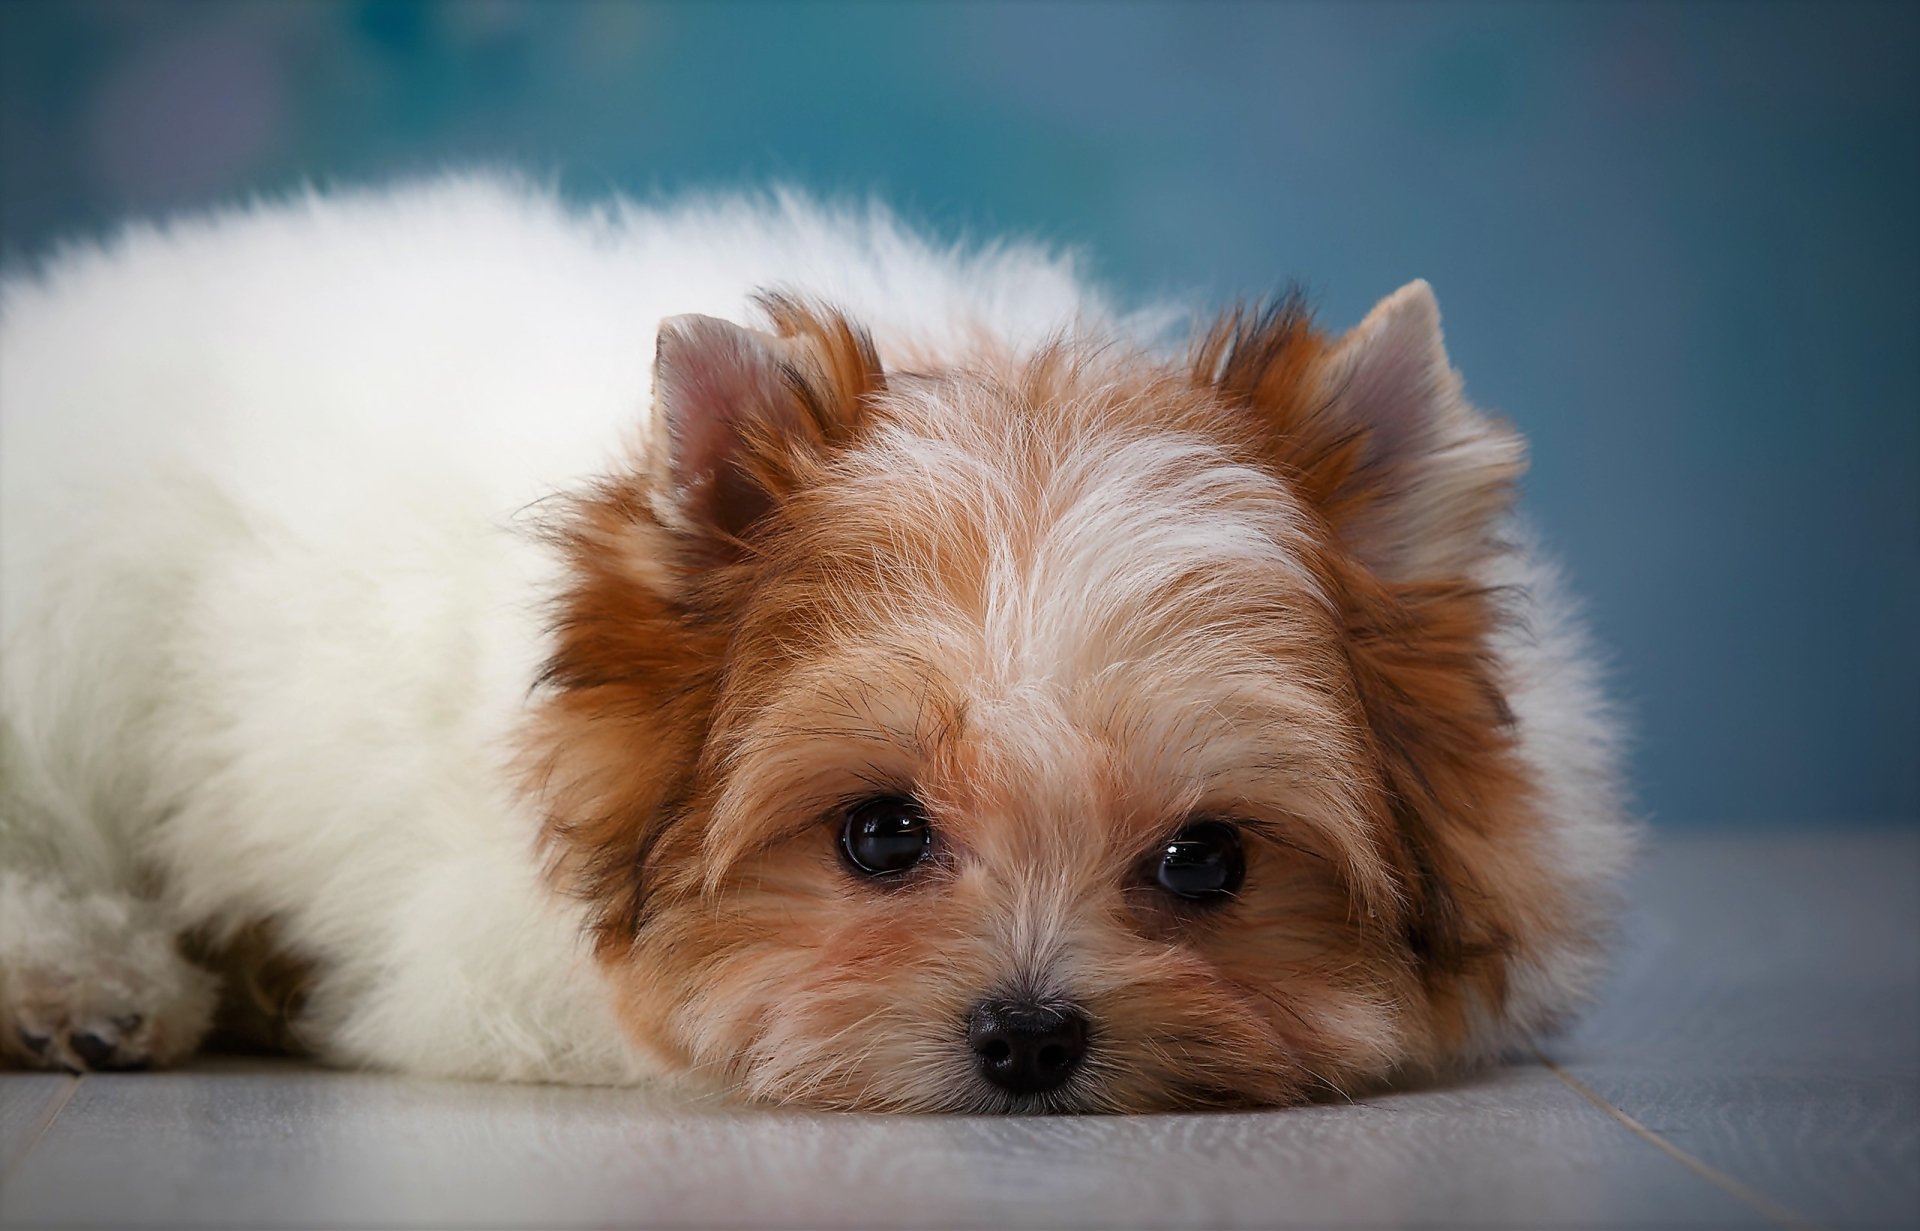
[
  {"left": 0, "top": 1072, "right": 82, "bottom": 1189},
  {"left": 1536, "top": 1051, "right": 1817, "bottom": 1231}
]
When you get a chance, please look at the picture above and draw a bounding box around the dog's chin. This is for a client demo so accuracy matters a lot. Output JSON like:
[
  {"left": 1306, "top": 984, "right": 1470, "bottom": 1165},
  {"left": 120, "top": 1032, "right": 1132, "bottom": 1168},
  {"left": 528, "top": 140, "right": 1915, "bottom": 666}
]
[
  {"left": 958, "top": 1080, "right": 1271, "bottom": 1117},
  {"left": 743, "top": 1070, "right": 1282, "bottom": 1116},
  {"left": 716, "top": 1040, "right": 1300, "bottom": 1115},
  {"left": 956, "top": 1084, "right": 1103, "bottom": 1117},
  {"left": 726, "top": 1073, "right": 1142, "bottom": 1116}
]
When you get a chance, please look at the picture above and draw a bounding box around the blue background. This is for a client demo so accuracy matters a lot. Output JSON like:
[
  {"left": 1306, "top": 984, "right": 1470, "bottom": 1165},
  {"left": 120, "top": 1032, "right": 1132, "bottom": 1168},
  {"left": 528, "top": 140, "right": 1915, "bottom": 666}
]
[{"left": 2, "top": 1, "right": 1913, "bottom": 828}]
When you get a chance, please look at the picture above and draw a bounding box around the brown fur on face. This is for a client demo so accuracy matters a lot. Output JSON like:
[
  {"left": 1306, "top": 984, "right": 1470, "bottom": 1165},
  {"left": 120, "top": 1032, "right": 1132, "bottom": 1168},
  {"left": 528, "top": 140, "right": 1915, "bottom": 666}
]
[{"left": 523, "top": 287, "right": 1580, "bottom": 1112}]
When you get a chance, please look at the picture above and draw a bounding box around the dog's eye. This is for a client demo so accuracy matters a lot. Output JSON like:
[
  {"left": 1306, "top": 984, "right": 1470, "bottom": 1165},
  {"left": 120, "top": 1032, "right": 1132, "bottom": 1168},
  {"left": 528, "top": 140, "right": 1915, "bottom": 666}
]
[
  {"left": 840, "top": 795, "right": 931, "bottom": 876},
  {"left": 1154, "top": 820, "right": 1245, "bottom": 902}
]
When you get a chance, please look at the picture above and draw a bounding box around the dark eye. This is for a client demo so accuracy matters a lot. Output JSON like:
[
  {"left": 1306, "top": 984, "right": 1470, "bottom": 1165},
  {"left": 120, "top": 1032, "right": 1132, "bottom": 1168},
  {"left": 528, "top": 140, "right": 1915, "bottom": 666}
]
[
  {"left": 1154, "top": 820, "right": 1245, "bottom": 902},
  {"left": 839, "top": 795, "right": 931, "bottom": 877}
]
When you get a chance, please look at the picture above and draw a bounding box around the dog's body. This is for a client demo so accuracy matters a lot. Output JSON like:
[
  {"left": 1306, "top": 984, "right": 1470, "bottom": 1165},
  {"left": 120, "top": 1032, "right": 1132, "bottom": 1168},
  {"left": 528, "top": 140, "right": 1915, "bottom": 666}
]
[{"left": 0, "top": 178, "right": 1631, "bottom": 1108}]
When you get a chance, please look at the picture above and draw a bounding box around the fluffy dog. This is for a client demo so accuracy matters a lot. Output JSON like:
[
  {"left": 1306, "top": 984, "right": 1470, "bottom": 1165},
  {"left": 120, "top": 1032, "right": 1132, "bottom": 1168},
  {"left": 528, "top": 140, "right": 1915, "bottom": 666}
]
[{"left": 0, "top": 177, "right": 1631, "bottom": 1110}]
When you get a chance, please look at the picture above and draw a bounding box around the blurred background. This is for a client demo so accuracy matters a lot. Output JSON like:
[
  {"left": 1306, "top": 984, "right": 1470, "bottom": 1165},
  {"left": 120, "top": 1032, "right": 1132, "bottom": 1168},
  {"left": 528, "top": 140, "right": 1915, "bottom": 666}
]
[{"left": 1, "top": 0, "right": 1913, "bottom": 829}]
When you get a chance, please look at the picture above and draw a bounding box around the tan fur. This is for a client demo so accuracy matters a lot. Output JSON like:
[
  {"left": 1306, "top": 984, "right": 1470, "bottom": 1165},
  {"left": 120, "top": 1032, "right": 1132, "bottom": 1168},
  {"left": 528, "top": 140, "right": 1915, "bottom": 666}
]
[{"left": 522, "top": 295, "right": 1585, "bottom": 1111}]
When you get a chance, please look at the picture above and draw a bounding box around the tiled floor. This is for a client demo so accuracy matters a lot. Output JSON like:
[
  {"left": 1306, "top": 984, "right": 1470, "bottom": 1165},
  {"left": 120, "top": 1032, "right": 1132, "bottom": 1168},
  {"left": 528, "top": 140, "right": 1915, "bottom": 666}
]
[{"left": 2, "top": 831, "right": 1915, "bottom": 1230}]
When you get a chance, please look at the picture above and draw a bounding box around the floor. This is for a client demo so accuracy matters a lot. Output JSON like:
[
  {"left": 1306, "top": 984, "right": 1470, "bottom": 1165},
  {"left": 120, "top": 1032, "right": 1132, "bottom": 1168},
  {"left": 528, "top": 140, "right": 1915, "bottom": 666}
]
[{"left": 1, "top": 831, "right": 1914, "bottom": 1230}]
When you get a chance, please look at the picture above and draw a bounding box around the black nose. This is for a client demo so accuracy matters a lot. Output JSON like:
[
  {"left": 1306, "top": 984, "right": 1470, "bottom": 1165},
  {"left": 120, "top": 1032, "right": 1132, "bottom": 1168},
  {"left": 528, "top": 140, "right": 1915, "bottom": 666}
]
[{"left": 967, "top": 999, "right": 1090, "bottom": 1096}]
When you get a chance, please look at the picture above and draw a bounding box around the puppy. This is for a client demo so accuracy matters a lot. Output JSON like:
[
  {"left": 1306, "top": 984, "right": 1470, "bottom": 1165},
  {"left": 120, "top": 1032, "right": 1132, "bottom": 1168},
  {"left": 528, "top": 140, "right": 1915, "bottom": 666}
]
[{"left": 0, "top": 177, "right": 1631, "bottom": 1110}]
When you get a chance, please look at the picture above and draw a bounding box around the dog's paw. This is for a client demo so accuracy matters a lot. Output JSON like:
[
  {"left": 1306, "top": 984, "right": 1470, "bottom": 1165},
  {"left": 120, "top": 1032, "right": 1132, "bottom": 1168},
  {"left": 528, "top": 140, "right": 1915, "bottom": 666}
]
[
  {"left": 0, "top": 878, "right": 217, "bottom": 1072},
  {"left": 5, "top": 961, "right": 208, "bottom": 1072}
]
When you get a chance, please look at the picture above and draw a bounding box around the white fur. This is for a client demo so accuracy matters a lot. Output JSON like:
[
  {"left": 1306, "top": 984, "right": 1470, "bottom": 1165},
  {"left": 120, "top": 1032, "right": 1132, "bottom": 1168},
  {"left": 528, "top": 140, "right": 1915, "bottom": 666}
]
[
  {"left": 1480, "top": 533, "right": 1639, "bottom": 1046},
  {"left": 0, "top": 174, "right": 1624, "bottom": 1085}
]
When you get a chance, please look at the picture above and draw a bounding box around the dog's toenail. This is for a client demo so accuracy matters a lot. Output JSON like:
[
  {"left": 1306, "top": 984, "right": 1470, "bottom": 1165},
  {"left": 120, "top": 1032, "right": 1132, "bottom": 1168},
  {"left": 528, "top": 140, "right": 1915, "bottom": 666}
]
[
  {"left": 70, "top": 1029, "right": 118, "bottom": 1068},
  {"left": 112, "top": 1013, "right": 144, "bottom": 1033}
]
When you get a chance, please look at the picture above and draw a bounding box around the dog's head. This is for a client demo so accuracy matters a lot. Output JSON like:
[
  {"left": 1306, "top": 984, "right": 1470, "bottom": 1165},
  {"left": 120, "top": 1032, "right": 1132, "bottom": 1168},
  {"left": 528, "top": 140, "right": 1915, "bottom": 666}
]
[{"left": 525, "top": 284, "right": 1575, "bottom": 1111}]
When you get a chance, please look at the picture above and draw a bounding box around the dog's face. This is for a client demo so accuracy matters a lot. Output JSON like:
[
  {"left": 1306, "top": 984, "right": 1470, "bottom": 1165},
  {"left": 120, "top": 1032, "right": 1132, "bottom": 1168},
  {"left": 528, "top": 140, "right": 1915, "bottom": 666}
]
[{"left": 527, "top": 286, "right": 1566, "bottom": 1111}]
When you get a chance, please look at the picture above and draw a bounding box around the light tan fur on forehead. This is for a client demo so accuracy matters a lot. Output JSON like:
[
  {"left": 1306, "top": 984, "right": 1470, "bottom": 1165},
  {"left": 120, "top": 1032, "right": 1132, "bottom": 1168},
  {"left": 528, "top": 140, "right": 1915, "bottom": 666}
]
[{"left": 694, "top": 341, "right": 1401, "bottom": 898}]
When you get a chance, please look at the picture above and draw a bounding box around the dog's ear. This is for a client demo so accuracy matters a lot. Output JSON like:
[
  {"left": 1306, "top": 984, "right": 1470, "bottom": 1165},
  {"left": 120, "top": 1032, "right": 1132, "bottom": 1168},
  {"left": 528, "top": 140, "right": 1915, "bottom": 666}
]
[
  {"left": 1202, "top": 281, "right": 1524, "bottom": 582},
  {"left": 1312, "top": 282, "right": 1524, "bottom": 580},
  {"left": 1203, "top": 285, "right": 1540, "bottom": 1037},
  {"left": 648, "top": 314, "right": 798, "bottom": 540},
  {"left": 649, "top": 300, "right": 884, "bottom": 545},
  {"left": 1310, "top": 288, "right": 1535, "bottom": 1026}
]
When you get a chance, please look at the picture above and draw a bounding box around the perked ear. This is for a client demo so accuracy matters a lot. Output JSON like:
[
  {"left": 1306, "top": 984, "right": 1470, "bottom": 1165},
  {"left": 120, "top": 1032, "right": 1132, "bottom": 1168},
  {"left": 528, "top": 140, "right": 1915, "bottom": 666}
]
[
  {"left": 647, "top": 299, "right": 886, "bottom": 544},
  {"left": 647, "top": 314, "right": 803, "bottom": 542},
  {"left": 1310, "top": 281, "right": 1525, "bottom": 581},
  {"left": 1201, "top": 282, "right": 1524, "bottom": 583}
]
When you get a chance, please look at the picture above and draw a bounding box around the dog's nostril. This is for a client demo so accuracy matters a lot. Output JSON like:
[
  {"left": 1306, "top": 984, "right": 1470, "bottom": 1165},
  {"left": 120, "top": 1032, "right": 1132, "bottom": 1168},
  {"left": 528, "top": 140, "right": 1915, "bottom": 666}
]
[
  {"left": 967, "top": 998, "right": 1090, "bottom": 1097},
  {"left": 70, "top": 1029, "right": 118, "bottom": 1069}
]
